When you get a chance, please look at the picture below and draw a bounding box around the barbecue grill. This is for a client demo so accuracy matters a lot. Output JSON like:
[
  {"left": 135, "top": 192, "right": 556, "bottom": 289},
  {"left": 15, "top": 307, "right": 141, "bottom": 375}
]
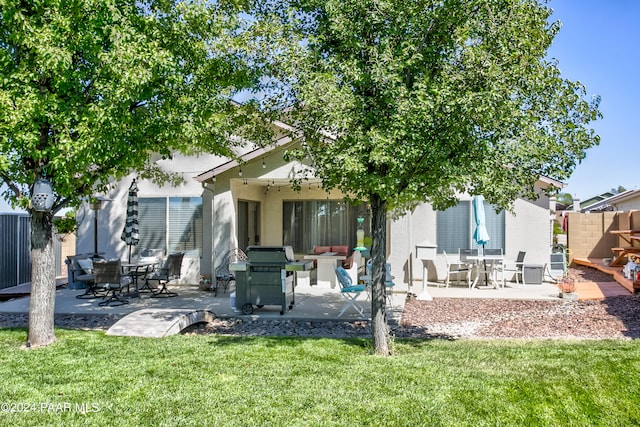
[{"left": 230, "top": 246, "right": 312, "bottom": 315}]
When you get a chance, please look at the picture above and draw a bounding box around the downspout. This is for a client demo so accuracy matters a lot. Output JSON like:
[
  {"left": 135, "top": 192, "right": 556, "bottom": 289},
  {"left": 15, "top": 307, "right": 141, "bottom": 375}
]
[{"left": 203, "top": 181, "right": 216, "bottom": 277}]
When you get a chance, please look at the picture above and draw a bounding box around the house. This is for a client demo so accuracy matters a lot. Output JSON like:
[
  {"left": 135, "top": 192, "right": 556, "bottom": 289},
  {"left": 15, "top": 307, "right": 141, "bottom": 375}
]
[
  {"left": 77, "top": 130, "right": 562, "bottom": 286},
  {"left": 578, "top": 189, "right": 640, "bottom": 213},
  {"left": 74, "top": 152, "right": 227, "bottom": 283},
  {"left": 193, "top": 137, "right": 561, "bottom": 286}
]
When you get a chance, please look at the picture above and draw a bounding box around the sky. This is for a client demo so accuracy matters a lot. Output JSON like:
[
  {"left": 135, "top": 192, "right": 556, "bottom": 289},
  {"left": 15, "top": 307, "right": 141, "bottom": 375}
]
[{"left": 546, "top": 0, "right": 640, "bottom": 199}]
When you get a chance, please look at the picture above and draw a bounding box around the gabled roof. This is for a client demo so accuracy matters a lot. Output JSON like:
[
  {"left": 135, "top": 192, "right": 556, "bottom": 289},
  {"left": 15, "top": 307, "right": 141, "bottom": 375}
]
[
  {"left": 193, "top": 117, "right": 567, "bottom": 190},
  {"left": 194, "top": 120, "right": 297, "bottom": 183}
]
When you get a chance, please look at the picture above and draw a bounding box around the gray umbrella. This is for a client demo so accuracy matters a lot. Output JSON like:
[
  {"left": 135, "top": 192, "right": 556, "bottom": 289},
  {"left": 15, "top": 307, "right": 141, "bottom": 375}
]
[{"left": 120, "top": 180, "right": 140, "bottom": 262}]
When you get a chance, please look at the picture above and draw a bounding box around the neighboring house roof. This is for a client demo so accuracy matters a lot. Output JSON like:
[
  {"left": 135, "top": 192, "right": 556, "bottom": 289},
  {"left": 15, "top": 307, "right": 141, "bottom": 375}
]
[
  {"left": 580, "top": 189, "right": 640, "bottom": 212},
  {"left": 539, "top": 176, "right": 565, "bottom": 190},
  {"left": 568, "top": 191, "right": 615, "bottom": 211}
]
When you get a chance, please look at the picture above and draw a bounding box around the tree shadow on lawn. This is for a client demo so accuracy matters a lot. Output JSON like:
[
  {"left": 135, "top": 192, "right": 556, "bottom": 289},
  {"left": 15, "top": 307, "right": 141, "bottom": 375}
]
[{"left": 602, "top": 295, "right": 640, "bottom": 339}]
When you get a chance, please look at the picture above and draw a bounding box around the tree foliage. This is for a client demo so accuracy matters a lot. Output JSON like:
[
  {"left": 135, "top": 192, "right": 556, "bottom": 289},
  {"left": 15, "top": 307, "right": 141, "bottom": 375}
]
[
  {"left": 253, "top": 0, "right": 601, "bottom": 355},
  {"left": 1, "top": 0, "right": 266, "bottom": 212},
  {"left": 0, "top": 0, "right": 264, "bottom": 347}
]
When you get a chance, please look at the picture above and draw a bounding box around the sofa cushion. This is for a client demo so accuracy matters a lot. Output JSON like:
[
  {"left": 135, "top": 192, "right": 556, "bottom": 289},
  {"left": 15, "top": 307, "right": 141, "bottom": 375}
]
[
  {"left": 331, "top": 246, "right": 349, "bottom": 256},
  {"left": 313, "top": 245, "right": 332, "bottom": 254}
]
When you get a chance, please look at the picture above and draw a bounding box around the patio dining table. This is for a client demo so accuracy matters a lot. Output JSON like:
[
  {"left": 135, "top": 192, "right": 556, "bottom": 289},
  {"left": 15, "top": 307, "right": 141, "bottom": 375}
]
[
  {"left": 303, "top": 252, "right": 346, "bottom": 288},
  {"left": 465, "top": 254, "right": 505, "bottom": 289},
  {"left": 121, "top": 260, "right": 161, "bottom": 294}
]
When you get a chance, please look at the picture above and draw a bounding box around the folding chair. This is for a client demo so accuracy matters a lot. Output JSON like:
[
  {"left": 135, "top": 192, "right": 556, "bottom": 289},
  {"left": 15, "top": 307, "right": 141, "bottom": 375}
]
[
  {"left": 365, "top": 259, "right": 395, "bottom": 309},
  {"left": 335, "top": 266, "right": 367, "bottom": 317}
]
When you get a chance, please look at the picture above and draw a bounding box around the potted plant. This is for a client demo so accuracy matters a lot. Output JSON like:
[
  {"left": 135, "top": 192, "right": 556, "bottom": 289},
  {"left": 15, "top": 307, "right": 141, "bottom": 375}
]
[
  {"left": 559, "top": 275, "right": 578, "bottom": 300},
  {"left": 199, "top": 275, "right": 213, "bottom": 291}
]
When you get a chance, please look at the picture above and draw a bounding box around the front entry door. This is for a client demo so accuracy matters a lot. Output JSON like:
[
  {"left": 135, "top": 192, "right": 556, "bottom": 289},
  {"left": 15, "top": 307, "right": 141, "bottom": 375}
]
[{"left": 237, "top": 200, "right": 260, "bottom": 251}]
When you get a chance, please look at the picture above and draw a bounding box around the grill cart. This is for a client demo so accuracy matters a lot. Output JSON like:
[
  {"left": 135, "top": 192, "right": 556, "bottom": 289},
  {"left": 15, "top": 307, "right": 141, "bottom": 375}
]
[{"left": 230, "top": 246, "right": 312, "bottom": 315}]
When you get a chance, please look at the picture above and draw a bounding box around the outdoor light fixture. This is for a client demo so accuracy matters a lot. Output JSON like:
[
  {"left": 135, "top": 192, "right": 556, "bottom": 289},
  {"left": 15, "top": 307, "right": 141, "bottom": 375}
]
[{"left": 31, "top": 178, "right": 55, "bottom": 212}]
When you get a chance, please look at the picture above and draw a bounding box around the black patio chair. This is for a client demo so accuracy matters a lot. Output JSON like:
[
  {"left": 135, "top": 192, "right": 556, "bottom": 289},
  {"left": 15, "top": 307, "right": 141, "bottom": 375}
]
[
  {"left": 93, "top": 260, "right": 130, "bottom": 307},
  {"left": 147, "top": 252, "right": 184, "bottom": 298}
]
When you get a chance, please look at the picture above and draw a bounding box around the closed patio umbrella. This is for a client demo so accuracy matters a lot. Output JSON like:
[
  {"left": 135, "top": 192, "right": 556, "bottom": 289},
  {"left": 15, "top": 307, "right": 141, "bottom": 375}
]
[
  {"left": 473, "top": 195, "right": 490, "bottom": 249},
  {"left": 473, "top": 195, "right": 491, "bottom": 284},
  {"left": 121, "top": 179, "right": 140, "bottom": 263}
]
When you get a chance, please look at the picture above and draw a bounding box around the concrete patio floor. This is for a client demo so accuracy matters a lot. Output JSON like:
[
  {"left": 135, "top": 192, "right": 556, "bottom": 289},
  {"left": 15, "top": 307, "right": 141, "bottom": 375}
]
[
  {"left": 0, "top": 282, "right": 408, "bottom": 323},
  {"left": 0, "top": 272, "right": 630, "bottom": 328}
]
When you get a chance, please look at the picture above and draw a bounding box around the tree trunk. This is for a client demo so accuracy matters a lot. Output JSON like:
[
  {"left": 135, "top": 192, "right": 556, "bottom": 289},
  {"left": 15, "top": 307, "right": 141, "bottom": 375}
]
[
  {"left": 369, "top": 193, "right": 390, "bottom": 356},
  {"left": 27, "top": 211, "right": 57, "bottom": 348}
]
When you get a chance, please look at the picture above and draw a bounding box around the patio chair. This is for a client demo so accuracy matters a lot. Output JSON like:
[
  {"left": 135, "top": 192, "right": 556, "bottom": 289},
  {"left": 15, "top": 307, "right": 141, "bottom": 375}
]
[
  {"left": 69, "top": 255, "right": 108, "bottom": 299},
  {"left": 93, "top": 260, "right": 131, "bottom": 307},
  {"left": 442, "top": 250, "right": 471, "bottom": 287},
  {"left": 134, "top": 248, "right": 164, "bottom": 293},
  {"left": 335, "top": 266, "right": 367, "bottom": 318},
  {"left": 500, "top": 251, "right": 527, "bottom": 285},
  {"left": 146, "top": 252, "right": 184, "bottom": 298},
  {"left": 214, "top": 248, "right": 248, "bottom": 296}
]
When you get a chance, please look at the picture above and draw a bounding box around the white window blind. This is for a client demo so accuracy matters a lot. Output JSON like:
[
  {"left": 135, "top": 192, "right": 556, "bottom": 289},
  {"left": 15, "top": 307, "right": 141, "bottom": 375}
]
[
  {"left": 169, "top": 197, "right": 203, "bottom": 257},
  {"left": 137, "top": 197, "right": 202, "bottom": 257},
  {"left": 138, "top": 198, "right": 167, "bottom": 254},
  {"left": 437, "top": 201, "right": 470, "bottom": 254}
]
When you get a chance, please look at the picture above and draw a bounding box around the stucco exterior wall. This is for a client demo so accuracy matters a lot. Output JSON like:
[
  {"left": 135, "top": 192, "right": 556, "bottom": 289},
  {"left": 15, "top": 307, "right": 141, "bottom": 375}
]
[
  {"left": 75, "top": 153, "right": 223, "bottom": 284},
  {"left": 388, "top": 188, "right": 554, "bottom": 287},
  {"left": 611, "top": 194, "right": 640, "bottom": 212}
]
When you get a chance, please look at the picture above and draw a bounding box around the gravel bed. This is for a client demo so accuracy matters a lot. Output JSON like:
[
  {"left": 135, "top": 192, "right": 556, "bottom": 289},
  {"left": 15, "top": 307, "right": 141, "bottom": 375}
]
[{"left": 1, "top": 266, "right": 638, "bottom": 341}]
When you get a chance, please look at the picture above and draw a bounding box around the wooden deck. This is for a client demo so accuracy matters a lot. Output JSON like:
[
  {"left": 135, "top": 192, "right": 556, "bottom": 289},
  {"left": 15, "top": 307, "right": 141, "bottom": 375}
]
[
  {"left": 572, "top": 258, "right": 639, "bottom": 295},
  {"left": 0, "top": 278, "right": 68, "bottom": 301}
]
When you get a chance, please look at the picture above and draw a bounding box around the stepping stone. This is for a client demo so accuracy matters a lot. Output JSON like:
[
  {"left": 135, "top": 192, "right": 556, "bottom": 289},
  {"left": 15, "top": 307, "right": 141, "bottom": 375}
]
[{"left": 106, "top": 308, "right": 215, "bottom": 338}]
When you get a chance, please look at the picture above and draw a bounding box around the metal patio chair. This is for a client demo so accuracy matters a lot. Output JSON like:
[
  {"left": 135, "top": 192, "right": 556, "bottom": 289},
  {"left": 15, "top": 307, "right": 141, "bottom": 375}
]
[
  {"left": 93, "top": 260, "right": 130, "bottom": 307},
  {"left": 146, "top": 252, "right": 184, "bottom": 298},
  {"left": 214, "top": 248, "right": 248, "bottom": 296}
]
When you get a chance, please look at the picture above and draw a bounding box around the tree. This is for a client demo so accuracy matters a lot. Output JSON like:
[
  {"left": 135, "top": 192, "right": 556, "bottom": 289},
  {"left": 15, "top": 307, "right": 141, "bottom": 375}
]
[
  {"left": 556, "top": 193, "right": 573, "bottom": 205},
  {"left": 0, "top": 0, "right": 264, "bottom": 347},
  {"left": 254, "top": 0, "right": 601, "bottom": 355},
  {"left": 612, "top": 186, "right": 627, "bottom": 194}
]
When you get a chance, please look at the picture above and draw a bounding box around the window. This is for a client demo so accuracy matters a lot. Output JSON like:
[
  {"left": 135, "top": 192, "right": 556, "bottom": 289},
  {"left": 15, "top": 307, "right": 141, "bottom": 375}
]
[
  {"left": 283, "top": 200, "right": 369, "bottom": 253},
  {"left": 436, "top": 201, "right": 504, "bottom": 254},
  {"left": 138, "top": 197, "right": 202, "bottom": 257}
]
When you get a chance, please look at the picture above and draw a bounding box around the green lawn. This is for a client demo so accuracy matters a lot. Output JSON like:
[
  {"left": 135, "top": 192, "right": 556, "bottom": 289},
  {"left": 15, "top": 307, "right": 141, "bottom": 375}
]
[{"left": 1, "top": 328, "right": 639, "bottom": 426}]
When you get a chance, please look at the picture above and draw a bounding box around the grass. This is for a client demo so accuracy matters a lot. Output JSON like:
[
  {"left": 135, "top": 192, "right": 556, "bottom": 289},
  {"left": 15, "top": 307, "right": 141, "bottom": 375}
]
[{"left": 1, "top": 327, "right": 639, "bottom": 426}]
